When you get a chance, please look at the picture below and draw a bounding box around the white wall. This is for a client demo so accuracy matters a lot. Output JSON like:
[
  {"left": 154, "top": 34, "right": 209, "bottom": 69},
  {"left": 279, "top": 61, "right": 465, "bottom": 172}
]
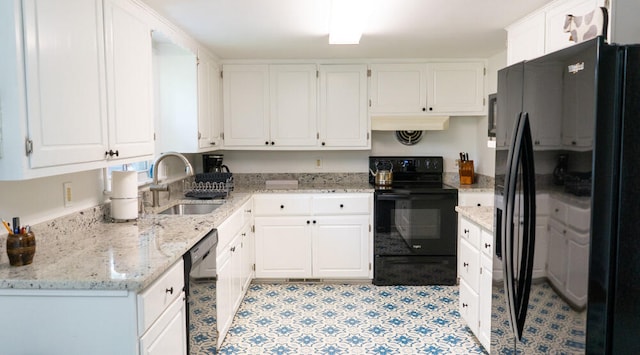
[
  {"left": 0, "top": 170, "right": 106, "bottom": 228},
  {"left": 221, "top": 115, "right": 495, "bottom": 175}
]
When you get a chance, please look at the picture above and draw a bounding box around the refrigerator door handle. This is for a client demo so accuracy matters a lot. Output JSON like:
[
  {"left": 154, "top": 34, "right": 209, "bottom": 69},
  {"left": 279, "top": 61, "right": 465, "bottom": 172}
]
[
  {"left": 502, "top": 112, "right": 522, "bottom": 342},
  {"left": 514, "top": 112, "right": 537, "bottom": 340},
  {"left": 502, "top": 112, "right": 537, "bottom": 341}
]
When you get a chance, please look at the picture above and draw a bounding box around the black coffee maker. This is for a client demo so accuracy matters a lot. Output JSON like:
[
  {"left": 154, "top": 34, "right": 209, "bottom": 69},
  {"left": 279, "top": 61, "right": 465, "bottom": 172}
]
[{"left": 202, "top": 154, "right": 230, "bottom": 173}]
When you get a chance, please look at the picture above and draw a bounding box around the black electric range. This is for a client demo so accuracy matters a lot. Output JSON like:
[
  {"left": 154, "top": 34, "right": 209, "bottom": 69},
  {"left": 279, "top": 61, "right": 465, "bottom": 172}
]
[{"left": 370, "top": 156, "right": 458, "bottom": 286}]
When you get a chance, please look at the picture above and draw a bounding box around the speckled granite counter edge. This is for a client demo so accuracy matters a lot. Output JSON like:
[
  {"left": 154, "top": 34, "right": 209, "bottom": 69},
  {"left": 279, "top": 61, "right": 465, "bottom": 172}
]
[{"left": 456, "top": 206, "right": 495, "bottom": 231}]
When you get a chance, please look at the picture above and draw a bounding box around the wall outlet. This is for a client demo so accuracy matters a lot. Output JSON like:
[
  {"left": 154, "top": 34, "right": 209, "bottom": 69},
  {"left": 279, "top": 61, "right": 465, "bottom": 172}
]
[{"left": 63, "top": 182, "right": 73, "bottom": 207}]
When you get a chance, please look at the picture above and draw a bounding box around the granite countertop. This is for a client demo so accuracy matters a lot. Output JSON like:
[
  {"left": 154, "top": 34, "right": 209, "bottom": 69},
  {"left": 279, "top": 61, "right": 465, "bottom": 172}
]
[
  {"left": 0, "top": 183, "right": 374, "bottom": 292},
  {"left": 455, "top": 206, "right": 494, "bottom": 231}
]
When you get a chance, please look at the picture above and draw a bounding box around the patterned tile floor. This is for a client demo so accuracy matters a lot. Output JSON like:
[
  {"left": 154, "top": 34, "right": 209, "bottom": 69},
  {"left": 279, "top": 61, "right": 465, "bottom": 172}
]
[{"left": 203, "top": 283, "right": 486, "bottom": 354}]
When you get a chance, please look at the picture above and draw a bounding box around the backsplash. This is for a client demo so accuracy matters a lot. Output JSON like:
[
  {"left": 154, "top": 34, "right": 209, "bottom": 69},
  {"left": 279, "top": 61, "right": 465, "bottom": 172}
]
[{"left": 233, "top": 173, "right": 369, "bottom": 187}]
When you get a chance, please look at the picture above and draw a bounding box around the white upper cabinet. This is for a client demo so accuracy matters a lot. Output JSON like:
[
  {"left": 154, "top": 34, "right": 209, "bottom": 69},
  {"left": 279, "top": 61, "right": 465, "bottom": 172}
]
[
  {"left": 507, "top": 12, "right": 546, "bottom": 65},
  {"left": 197, "top": 51, "right": 222, "bottom": 149},
  {"left": 104, "top": 0, "right": 154, "bottom": 160},
  {"left": 427, "top": 62, "right": 485, "bottom": 114},
  {"left": 269, "top": 64, "right": 318, "bottom": 147},
  {"left": 0, "top": 0, "right": 155, "bottom": 180},
  {"left": 369, "top": 62, "right": 485, "bottom": 116},
  {"left": 22, "top": 0, "right": 109, "bottom": 169},
  {"left": 369, "top": 63, "right": 427, "bottom": 114},
  {"left": 545, "top": 0, "right": 601, "bottom": 54},
  {"left": 222, "top": 64, "right": 270, "bottom": 147},
  {"left": 318, "top": 64, "right": 369, "bottom": 148}
]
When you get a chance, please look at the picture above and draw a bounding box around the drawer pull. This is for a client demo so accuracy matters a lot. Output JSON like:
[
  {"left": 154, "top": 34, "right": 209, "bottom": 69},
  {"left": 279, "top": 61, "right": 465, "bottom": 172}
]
[
  {"left": 245, "top": 209, "right": 252, "bottom": 213},
  {"left": 462, "top": 303, "right": 468, "bottom": 308},
  {"left": 280, "top": 205, "right": 284, "bottom": 209},
  {"left": 165, "top": 287, "right": 174, "bottom": 295},
  {"left": 340, "top": 204, "right": 344, "bottom": 208},
  {"left": 484, "top": 243, "right": 491, "bottom": 248},
  {"left": 463, "top": 262, "right": 469, "bottom": 267},
  {"left": 464, "top": 229, "right": 469, "bottom": 234},
  {"left": 307, "top": 220, "right": 310, "bottom": 224}
]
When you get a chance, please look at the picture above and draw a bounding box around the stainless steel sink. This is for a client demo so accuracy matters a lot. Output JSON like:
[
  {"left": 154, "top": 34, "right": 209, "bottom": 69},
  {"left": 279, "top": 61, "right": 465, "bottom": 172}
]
[{"left": 158, "top": 203, "right": 223, "bottom": 215}]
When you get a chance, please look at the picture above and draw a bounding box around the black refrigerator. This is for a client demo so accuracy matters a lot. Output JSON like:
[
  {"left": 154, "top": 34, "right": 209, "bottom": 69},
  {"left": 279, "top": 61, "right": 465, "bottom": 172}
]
[{"left": 493, "top": 37, "right": 640, "bottom": 354}]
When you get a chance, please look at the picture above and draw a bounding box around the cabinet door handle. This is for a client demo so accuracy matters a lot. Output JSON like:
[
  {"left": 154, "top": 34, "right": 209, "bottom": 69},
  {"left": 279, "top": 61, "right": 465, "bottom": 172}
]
[
  {"left": 280, "top": 205, "right": 284, "bottom": 209},
  {"left": 464, "top": 229, "right": 469, "bottom": 234},
  {"left": 245, "top": 209, "right": 252, "bottom": 213},
  {"left": 340, "top": 204, "right": 344, "bottom": 208},
  {"left": 429, "top": 107, "right": 433, "bottom": 111},
  {"left": 462, "top": 303, "right": 468, "bottom": 308},
  {"left": 485, "top": 243, "right": 491, "bottom": 249},
  {"left": 165, "top": 287, "right": 174, "bottom": 295},
  {"left": 271, "top": 141, "right": 275, "bottom": 145},
  {"left": 265, "top": 141, "right": 269, "bottom": 145},
  {"left": 107, "top": 149, "right": 119, "bottom": 157},
  {"left": 422, "top": 107, "right": 426, "bottom": 112},
  {"left": 307, "top": 220, "right": 310, "bottom": 224},
  {"left": 313, "top": 220, "right": 316, "bottom": 224},
  {"left": 463, "top": 262, "right": 469, "bottom": 267},
  {"left": 321, "top": 142, "right": 326, "bottom": 146}
]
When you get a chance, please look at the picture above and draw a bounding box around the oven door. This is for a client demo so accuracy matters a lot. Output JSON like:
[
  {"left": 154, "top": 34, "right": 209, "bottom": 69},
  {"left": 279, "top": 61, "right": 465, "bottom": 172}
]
[{"left": 375, "top": 191, "right": 457, "bottom": 256}]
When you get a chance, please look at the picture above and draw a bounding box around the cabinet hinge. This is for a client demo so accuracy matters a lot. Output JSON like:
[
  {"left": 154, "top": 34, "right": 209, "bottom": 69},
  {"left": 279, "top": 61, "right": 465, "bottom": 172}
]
[
  {"left": 196, "top": 57, "right": 200, "bottom": 66},
  {"left": 480, "top": 267, "right": 483, "bottom": 274},
  {"left": 369, "top": 262, "right": 372, "bottom": 271},
  {"left": 221, "top": 132, "right": 225, "bottom": 140},
  {"left": 483, "top": 98, "right": 486, "bottom": 106},
  {"left": 25, "top": 138, "right": 33, "bottom": 156},
  {"left": 251, "top": 225, "right": 255, "bottom": 233},
  {"left": 369, "top": 224, "right": 372, "bottom": 232},
  {"left": 153, "top": 132, "right": 156, "bottom": 141},
  {"left": 252, "top": 263, "right": 256, "bottom": 271},
  {"left": 368, "top": 99, "right": 372, "bottom": 107},
  {"left": 220, "top": 71, "right": 223, "bottom": 79},
  {"left": 367, "top": 69, "right": 371, "bottom": 77},
  {"left": 317, "top": 132, "right": 320, "bottom": 139},
  {"left": 316, "top": 70, "right": 319, "bottom": 78},
  {"left": 483, "top": 67, "right": 486, "bottom": 75},
  {"left": 367, "top": 132, "right": 370, "bottom": 140}
]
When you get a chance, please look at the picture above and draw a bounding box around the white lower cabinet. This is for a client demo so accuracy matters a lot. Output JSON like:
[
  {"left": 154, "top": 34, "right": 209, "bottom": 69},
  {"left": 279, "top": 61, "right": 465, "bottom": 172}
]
[
  {"left": 139, "top": 292, "right": 187, "bottom": 355},
  {"left": 216, "top": 198, "right": 254, "bottom": 346},
  {"left": 0, "top": 259, "right": 186, "bottom": 355},
  {"left": 546, "top": 196, "right": 590, "bottom": 308},
  {"left": 458, "top": 214, "right": 492, "bottom": 352},
  {"left": 254, "top": 193, "right": 373, "bottom": 280},
  {"left": 255, "top": 216, "right": 313, "bottom": 278}
]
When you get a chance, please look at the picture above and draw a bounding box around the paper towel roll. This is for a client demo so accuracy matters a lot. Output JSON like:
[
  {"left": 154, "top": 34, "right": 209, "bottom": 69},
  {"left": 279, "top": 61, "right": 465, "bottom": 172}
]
[
  {"left": 111, "top": 198, "right": 138, "bottom": 221},
  {"left": 112, "top": 171, "right": 138, "bottom": 199}
]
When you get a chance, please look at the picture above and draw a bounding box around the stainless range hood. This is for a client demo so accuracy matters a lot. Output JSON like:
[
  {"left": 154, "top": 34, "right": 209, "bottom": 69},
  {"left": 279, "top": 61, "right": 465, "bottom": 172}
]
[{"left": 370, "top": 115, "right": 450, "bottom": 131}]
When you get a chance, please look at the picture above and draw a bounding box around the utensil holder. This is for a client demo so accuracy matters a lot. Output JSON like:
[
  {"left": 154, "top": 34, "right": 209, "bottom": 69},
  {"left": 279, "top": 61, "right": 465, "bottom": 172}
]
[
  {"left": 6, "top": 231, "right": 36, "bottom": 266},
  {"left": 459, "top": 160, "right": 475, "bottom": 185}
]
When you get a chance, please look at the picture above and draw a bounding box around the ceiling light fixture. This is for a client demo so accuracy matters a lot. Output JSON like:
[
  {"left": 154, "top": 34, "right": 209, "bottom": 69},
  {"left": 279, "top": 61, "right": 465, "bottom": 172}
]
[{"left": 329, "top": 0, "right": 372, "bottom": 44}]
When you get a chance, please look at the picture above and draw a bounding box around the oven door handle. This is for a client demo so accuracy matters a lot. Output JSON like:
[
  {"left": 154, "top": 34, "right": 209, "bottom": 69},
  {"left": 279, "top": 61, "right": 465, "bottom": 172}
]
[{"left": 375, "top": 193, "right": 411, "bottom": 200}]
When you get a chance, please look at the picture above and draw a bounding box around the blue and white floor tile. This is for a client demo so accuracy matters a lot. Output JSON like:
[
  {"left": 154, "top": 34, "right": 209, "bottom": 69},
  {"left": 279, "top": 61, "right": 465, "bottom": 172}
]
[{"left": 217, "top": 283, "right": 485, "bottom": 354}]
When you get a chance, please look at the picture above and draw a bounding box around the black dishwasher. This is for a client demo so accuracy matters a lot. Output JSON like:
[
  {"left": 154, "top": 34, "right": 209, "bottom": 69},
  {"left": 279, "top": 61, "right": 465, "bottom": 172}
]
[{"left": 183, "top": 229, "right": 218, "bottom": 354}]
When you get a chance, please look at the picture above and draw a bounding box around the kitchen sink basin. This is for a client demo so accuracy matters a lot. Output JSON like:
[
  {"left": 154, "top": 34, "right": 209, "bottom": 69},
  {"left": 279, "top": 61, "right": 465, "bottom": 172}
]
[{"left": 158, "top": 202, "right": 223, "bottom": 215}]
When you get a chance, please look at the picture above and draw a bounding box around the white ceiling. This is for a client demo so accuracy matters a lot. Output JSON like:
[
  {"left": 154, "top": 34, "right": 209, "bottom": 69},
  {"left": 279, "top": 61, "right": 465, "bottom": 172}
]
[{"left": 142, "top": 0, "right": 554, "bottom": 60}]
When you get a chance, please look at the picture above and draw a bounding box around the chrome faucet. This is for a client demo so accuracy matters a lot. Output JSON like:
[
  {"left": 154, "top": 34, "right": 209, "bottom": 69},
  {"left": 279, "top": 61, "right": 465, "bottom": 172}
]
[{"left": 149, "top": 152, "right": 194, "bottom": 207}]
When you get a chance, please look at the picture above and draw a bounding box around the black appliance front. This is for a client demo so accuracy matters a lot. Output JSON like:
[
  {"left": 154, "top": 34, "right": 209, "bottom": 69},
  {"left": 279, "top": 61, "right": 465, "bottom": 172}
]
[
  {"left": 373, "top": 190, "right": 458, "bottom": 286},
  {"left": 493, "top": 37, "right": 640, "bottom": 354},
  {"left": 183, "top": 229, "right": 218, "bottom": 354}
]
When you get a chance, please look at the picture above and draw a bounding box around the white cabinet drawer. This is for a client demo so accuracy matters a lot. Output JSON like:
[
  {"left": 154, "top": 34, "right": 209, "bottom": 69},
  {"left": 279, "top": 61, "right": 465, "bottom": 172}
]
[
  {"left": 567, "top": 204, "right": 590, "bottom": 232},
  {"left": 550, "top": 199, "right": 567, "bottom": 222},
  {"left": 138, "top": 259, "right": 184, "bottom": 334},
  {"left": 254, "top": 194, "right": 312, "bottom": 216},
  {"left": 480, "top": 229, "right": 493, "bottom": 258},
  {"left": 218, "top": 207, "right": 244, "bottom": 250},
  {"left": 460, "top": 217, "right": 481, "bottom": 247},
  {"left": 458, "top": 191, "right": 494, "bottom": 207},
  {"left": 459, "top": 238, "right": 480, "bottom": 291},
  {"left": 459, "top": 279, "right": 479, "bottom": 335},
  {"left": 312, "top": 194, "right": 370, "bottom": 215}
]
